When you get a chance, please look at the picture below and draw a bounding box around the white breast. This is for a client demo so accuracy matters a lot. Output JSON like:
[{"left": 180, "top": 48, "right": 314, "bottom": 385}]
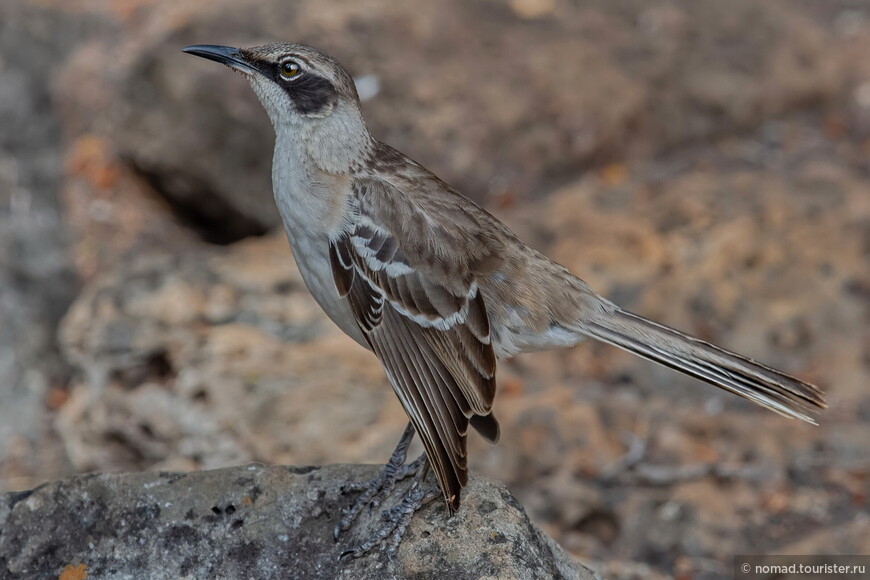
[{"left": 271, "top": 133, "right": 368, "bottom": 349}]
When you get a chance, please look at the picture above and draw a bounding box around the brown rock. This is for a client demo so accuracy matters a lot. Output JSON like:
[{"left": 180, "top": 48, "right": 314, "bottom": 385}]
[
  {"left": 56, "top": 233, "right": 407, "bottom": 475},
  {"left": 54, "top": 0, "right": 847, "bottom": 233}
]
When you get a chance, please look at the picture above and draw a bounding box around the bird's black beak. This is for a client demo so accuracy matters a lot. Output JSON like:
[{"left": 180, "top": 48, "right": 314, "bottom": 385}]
[{"left": 182, "top": 45, "right": 260, "bottom": 76}]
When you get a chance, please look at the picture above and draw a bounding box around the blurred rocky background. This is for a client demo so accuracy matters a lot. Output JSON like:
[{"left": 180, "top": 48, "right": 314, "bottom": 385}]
[{"left": 1, "top": 0, "right": 868, "bottom": 578}]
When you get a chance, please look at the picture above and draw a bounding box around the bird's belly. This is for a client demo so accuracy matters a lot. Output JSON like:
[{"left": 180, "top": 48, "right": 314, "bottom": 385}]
[{"left": 284, "top": 230, "right": 369, "bottom": 349}]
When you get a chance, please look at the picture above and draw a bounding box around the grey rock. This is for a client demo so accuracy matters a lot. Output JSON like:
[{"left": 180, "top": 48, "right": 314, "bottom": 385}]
[
  {"left": 0, "top": 0, "right": 82, "bottom": 471},
  {"left": 0, "top": 464, "right": 597, "bottom": 580}
]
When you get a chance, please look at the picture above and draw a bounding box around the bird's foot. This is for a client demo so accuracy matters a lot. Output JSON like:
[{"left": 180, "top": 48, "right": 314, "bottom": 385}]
[{"left": 338, "top": 478, "right": 439, "bottom": 561}]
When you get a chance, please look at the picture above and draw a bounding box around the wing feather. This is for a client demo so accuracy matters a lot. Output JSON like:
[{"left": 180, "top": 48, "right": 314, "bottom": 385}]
[{"left": 328, "top": 176, "right": 502, "bottom": 509}]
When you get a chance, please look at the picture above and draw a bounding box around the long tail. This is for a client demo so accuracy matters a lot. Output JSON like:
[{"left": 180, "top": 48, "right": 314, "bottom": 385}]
[{"left": 580, "top": 309, "right": 826, "bottom": 424}]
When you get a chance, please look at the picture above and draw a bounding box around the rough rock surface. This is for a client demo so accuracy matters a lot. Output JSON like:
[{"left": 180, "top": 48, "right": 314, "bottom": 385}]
[
  {"left": 56, "top": 233, "right": 401, "bottom": 475},
  {"left": 0, "top": 464, "right": 596, "bottom": 580}
]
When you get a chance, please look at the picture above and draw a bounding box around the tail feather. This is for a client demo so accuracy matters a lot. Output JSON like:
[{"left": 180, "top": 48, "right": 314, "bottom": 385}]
[{"left": 580, "top": 309, "right": 826, "bottom": 424}]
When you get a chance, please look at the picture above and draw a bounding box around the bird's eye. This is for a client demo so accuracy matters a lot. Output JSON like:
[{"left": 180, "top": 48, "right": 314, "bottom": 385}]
[{"left": 279, "top": 61, "right": 301, "bottom": 80}]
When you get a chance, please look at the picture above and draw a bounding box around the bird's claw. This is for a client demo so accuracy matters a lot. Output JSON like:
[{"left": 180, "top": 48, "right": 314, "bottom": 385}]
[{"left": 336, "top": 480, "right": 439, "bottom": 561}]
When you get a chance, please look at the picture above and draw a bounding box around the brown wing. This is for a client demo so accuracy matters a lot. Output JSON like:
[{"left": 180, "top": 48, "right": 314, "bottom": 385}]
[{"left": 328, "top": 177, "right": 500, "bottom": 512}]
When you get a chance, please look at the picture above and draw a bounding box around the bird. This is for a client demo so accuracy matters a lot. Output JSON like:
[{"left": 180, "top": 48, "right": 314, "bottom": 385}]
[{"left": 183, "top": 42, "right": 826, "bottom": 558}]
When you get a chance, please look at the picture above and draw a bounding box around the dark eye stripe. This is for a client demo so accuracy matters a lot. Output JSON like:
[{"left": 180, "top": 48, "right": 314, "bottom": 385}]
[{"left": 279, "top": 73, "right": 339, "bottom": 115}]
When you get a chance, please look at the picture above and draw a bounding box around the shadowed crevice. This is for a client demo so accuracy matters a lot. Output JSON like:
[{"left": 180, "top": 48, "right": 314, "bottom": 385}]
[{"left": 128, "top": 160, "right": 270, "bottom": 245}]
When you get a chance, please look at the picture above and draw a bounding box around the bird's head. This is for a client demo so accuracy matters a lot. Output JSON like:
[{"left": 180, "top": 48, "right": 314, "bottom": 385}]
[
  {"left": 184, "top": 42, "right": 364, "bottom": 122},
  {"left": 183, "top": 42, "right": 372, "bottom": 169}
]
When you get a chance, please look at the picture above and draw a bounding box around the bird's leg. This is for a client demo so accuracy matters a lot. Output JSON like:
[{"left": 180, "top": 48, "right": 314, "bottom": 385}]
[{"left": 334, "top": 422, "right": 439, "bottom": 560}]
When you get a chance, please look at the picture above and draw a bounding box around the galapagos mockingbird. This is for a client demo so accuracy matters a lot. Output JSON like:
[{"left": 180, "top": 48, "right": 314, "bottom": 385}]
[{"left": 183, "top": 42, "right": 826, "bottom": 558}]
